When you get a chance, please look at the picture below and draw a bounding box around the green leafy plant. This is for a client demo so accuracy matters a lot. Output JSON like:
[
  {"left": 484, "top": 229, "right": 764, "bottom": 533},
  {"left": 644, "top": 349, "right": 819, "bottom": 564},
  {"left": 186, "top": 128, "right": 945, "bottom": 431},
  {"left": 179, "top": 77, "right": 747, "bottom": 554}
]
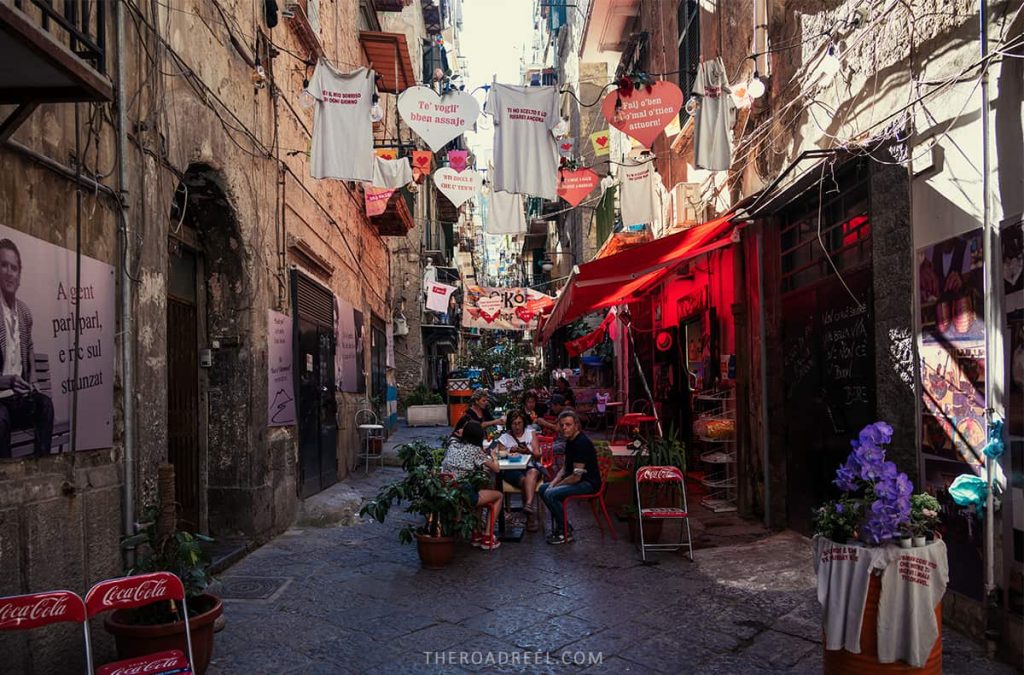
[
  {"left": 910, "top": 493, "right": 941, "bottom": 537},
  {"left": 359, "top": 441, "right": 488, "bottom": 543},
  {"left": 120, "top": 506, "right": 215, "bottom": 624},
  {"left": 402, "top": 384, "right": 444, "bottom": 407},
  {"left": 812, "top": 497, "right": 864, "bottom": 543}
]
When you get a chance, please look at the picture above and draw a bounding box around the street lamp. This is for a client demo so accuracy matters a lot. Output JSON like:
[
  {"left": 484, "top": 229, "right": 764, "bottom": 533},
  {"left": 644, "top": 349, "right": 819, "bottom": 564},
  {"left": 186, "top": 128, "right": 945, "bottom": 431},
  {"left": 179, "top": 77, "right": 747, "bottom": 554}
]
[{"left": 539, "top": 251, "right": 572, "bottom": 272}]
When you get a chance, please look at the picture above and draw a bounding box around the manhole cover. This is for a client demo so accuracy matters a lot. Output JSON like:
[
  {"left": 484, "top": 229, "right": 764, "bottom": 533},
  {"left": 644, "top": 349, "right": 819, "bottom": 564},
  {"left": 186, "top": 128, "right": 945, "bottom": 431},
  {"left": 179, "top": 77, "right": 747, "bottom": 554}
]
[{"left": 220, "top": 576, "right": 292, "bottom": 601}]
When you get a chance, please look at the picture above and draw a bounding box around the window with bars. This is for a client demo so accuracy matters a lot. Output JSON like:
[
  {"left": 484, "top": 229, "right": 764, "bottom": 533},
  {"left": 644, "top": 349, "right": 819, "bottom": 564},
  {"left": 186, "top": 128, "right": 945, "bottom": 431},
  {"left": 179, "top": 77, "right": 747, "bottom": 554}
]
[
  {"left": 780, "top": 169, "right": 872, "bottom": 294},
  {"left": 677, "top": 0, "right": 700, "bottom": 124}
]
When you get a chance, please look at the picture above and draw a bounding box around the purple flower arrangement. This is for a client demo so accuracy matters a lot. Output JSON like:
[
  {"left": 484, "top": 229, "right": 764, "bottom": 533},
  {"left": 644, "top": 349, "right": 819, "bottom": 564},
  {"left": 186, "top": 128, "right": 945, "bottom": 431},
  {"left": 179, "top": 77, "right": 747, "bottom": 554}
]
[{"left": 816, "top": 421, "right": 914, "bottom": 545}]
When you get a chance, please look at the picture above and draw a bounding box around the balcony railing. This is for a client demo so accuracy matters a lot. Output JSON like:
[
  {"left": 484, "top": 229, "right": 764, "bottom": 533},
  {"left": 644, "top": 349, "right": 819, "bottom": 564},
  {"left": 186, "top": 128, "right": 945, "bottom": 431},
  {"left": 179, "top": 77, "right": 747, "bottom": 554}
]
[{"left": 12, "top": 0, "right": 106, "bottom": 74}]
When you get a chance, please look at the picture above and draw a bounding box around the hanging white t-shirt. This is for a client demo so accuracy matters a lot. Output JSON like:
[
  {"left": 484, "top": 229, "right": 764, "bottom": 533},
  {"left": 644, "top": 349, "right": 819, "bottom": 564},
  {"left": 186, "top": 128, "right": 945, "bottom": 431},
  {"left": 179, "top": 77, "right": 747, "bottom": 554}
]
[
  {"left": 372, "top": 156, "right": 413, "bottom": 189},
  {"left": 619, "top": 159, "right": 663, "bottom": 227},
  {"left": 425, "top": 282, "right": 457, "bottom": 313},
  {"left": 486, "top": 190, "right": 526, "bottom": 235},
  {"left": 309, "top": 62, "right": 375, "bottom": 182},
  {"left": 814, "top": 537, "right": 894, "bottom": 654},
  {"left": 486, "top": 83, "right": 560, "bottom": 200},
  {"left": 876, "top": 541, "right": 949, "bottom": 667},
  {"left": 692, "top": 57, "right": 736, "bottom": 172}
]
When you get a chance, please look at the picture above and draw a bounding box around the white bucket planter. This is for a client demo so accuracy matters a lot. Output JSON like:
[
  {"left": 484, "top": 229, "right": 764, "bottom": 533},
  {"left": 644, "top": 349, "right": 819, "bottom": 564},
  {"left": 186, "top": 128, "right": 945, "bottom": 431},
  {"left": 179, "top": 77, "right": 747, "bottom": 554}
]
[{"left": 407, "top": 404, "right": 448, "bottom": 426}]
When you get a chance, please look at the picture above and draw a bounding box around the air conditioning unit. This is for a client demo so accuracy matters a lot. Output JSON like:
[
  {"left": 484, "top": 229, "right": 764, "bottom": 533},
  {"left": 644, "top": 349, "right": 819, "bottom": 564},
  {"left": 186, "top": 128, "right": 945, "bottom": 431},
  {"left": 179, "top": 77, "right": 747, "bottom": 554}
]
[
  {"left": 393, "top": 315, "right": 409, "bottom": 336},
  {"left": 671, "top": 183, "right": 702, "bottom": 231}
]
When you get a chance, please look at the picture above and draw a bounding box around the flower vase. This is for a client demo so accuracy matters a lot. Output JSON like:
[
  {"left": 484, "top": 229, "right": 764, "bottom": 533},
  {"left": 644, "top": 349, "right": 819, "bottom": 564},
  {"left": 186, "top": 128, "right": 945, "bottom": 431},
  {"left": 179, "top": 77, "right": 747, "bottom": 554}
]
[
  {"left": 912, "top": 535, "right": 927, "bottom": 547},
  {"left": 899, "top": 536, "right": 912, "bottom": 549}
]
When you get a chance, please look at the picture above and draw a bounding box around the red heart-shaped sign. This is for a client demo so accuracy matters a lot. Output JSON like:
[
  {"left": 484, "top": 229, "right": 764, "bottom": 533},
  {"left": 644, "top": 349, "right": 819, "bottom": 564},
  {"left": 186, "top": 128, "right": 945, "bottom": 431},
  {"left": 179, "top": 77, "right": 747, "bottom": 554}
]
[
  {"left": 601, "top": 81, "right": 683, "bottom": 148},
  {"left": 596, "top": 135, "right": 608, "bottom": 147},
  {"left": 480, "top": 309, "right": 500, "bottom": 324},
  {"left": 414, "top": 155, "right": 430, "bottom": 168},
  {"left": 560, "top": 142, "right": 573, "bottom": 151},
  {"left": 556, "top": 168, "right": 600, "bottom": 207},
  {"left": 515, "top": 307, "right": 536, "bottom": 324}
]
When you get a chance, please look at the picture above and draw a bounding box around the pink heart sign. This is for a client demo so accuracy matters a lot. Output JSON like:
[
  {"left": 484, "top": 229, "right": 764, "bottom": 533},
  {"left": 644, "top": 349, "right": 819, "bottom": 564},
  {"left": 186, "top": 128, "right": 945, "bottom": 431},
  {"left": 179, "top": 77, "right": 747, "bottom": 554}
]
[
  {"left": 601, "top": 81, "right": 683, "bottom": 148},
  {"left": 398, "top": 86, "right": 480, "bottom": 152},
  {"left": 434, "top": 168, "right": 483, "bottom": 208},
  {"left": 556, "top": 168, "right": 599, "bottom": 207}
]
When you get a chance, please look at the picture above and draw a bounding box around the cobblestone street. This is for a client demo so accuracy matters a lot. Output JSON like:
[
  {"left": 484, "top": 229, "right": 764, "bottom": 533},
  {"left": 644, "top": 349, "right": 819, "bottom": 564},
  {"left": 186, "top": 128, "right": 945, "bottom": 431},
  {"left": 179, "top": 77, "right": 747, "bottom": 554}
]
[{"left": 208, "top": 466, "right": 1015, "bottom": 674}]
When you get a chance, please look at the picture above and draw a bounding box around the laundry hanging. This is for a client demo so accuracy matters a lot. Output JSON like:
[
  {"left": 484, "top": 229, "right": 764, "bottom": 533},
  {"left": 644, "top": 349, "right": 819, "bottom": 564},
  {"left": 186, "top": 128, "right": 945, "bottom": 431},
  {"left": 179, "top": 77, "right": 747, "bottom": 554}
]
[
  {"left": 486, "top": 83, "right": 560, "bottom": 200},
  {"left": 308, "top": 61, "right": 376, "bottom": 182},
  {"left": 485, "top": 190, "right": 527, "bottom": 235},
  {"left": 619, "top": 159, "right": 665, "bottom": 228},
  {"left": 425, "top": 282, "right": 457, "bottom": 313},
  {"left": 372, "top": 156, "right": 413, "bottom": 189},
  {"left": 692, "top": 57, "right": 736, "bottom": 172}
]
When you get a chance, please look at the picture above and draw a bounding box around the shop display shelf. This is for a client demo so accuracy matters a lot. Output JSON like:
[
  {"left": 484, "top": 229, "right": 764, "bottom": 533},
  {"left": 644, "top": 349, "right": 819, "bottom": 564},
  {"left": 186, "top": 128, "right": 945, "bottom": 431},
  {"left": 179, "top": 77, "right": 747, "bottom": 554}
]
[
  {"left": 700, "top": 475, "right": 736, "bottom": 489},
  {"left": 701, "top": 496, "right": 739, "bottom": 513},
  {"left": 700, "top": 450, "right": 736, "bottom": 464},
  {"left": 697, "top": 435, "right": 735, "bottom": 443}
]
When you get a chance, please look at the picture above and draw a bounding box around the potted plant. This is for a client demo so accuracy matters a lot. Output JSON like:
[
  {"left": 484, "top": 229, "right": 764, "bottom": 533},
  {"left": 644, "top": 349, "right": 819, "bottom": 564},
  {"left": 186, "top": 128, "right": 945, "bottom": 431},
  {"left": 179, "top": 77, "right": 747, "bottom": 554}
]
[
  {"left": 359, "top": 441, "right": 485, "bottom": 569},
  {"left": 403, "top": 384, "right": 447, "bottom": 426},
  {"left": 813, "top": 422, "right": 947, "bottom": 673},
  {"left": 105, "top": 466, "right": 222, "bottom": 675}
]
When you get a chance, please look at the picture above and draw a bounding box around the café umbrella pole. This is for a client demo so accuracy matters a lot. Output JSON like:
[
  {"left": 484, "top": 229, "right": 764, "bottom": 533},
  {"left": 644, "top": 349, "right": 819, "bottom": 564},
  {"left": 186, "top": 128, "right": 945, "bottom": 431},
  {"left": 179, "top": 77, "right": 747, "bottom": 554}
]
[{"left": 624, "top": 315, "right": 663, "bottom": 437}]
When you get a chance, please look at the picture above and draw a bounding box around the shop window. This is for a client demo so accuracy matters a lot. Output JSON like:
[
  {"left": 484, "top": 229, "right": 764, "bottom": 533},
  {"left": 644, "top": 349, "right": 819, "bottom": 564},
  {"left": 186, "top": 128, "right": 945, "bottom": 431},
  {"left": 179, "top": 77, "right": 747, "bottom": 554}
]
[{"left": 780, "top": 170, "right": 871, "bottom": 294}]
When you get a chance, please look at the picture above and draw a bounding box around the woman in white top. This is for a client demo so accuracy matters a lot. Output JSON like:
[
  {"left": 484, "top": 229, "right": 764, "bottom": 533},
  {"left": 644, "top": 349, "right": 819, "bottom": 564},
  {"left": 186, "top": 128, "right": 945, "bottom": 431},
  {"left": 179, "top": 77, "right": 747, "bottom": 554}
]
[{"left": 498, "top": 410, "right": 545, "bottom": 529}]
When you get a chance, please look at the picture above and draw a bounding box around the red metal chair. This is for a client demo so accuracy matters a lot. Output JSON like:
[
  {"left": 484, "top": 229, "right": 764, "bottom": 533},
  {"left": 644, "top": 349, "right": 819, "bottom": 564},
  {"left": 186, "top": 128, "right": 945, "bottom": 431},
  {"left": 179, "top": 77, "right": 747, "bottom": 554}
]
[
  {"left": 0, "top": 590, "right": 90, "bottom": 672},
  {"left": 85, "top": 572, "right": 195, "bottom": 675},
  {"left": 635, "top": 465, "right": 694, "bottom": 562},
  {"left": 561, "top": 454, "right": 617, "bottom": 540}
]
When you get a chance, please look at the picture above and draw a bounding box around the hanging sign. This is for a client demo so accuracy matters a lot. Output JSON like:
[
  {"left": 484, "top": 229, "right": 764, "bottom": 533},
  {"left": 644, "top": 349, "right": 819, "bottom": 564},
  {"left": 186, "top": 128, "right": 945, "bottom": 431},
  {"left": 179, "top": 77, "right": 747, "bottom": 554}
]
[
  {"left": 267, "top": 310, "right": 296, "bottom": 427},
  {"left": 411, "top": 150, "right": 432, "bottom": 182},
  {"left": 556, "top": 168, "right": 599, "bottom": 207},
  {"left": 447, "top": 150, "right": 469, "bottom": 172},
  {"left": 462, "top": 286, "right": 555, "bottom": 331},
  {"left": 590, "top": 129, "right": 611, "bottom": 156},
  {"left": 364, "top": 187, "right": 395, "bottom": 216},
  {"left": 374, "top": 148, "right": 398, "bottom": 160},
  {"left": 398, "top": 86, "right": 480, "bottom": 152},
  {"left": 557, "top": 139, "right": 575, "bottom": 158},
  {"left": 434, "top": 168, "right": 482, "bottom": 208},
  {"left": 601, "top": 81, "right": 684, "bottom": 148}
]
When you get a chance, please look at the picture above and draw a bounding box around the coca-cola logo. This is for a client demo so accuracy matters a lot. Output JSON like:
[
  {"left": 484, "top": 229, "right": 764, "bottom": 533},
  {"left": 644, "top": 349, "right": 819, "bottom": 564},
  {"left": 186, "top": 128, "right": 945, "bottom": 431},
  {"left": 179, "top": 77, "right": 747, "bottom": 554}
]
[
  {"left": 100, "top": 578, "right": 168, "bottom": 607},
  {"left": 0, "top": 595, "right": 71, "bottom": 626},
  {"left": 106, "top": 655, "right": 184, "bottom": 675},
  {"left": 639, "top": 467, "right": 679, "bottom": 482}
]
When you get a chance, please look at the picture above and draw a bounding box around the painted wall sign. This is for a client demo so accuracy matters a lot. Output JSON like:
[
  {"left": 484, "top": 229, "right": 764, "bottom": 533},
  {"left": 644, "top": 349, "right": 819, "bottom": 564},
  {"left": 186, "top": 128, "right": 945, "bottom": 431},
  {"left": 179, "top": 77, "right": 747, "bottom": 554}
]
[
  {"left": 462, "top": 286, "right": 554, "bottom": 331},
  {"left": 398, "top": 86, "right": 480, "bottom": 151},
  {"left": 434, "top": 168, "right": 482, "bottom": 208},
  {"left": 601, "top": 81, "right": 683, "bottom": 149},
  {"left": 0, "top": 224, "right": 115, "bottom": 456},
  {"left": 267, "top": 309, "right": 296, "bottom": 427},
  {"left": 556, "top": 168, "right": 599, "bottom": 207}
]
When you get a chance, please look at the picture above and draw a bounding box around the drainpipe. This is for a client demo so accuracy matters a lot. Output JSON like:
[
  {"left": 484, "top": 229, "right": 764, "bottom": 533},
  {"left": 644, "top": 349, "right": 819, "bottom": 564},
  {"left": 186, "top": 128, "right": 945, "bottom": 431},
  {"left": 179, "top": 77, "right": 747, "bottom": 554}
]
[
  {"left": 115, "top": 0, "right": 136, "bottom": 561},
  {"left": 757, "top": 230, "right": 770, "bottom": 529}
]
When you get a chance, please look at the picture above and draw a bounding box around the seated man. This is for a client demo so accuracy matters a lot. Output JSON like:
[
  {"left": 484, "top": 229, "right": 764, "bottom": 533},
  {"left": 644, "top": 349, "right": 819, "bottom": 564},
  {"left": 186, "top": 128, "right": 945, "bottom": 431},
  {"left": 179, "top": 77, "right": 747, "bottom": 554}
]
[{"left": 538, "top": 410, "right": 601, "bottom": 545}]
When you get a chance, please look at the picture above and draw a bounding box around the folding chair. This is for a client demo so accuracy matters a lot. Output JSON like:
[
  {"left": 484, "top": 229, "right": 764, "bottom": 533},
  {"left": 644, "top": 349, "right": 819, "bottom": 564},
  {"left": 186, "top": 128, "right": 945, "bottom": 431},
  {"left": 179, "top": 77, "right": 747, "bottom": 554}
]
[
  {"left": 560, "top": 454, "right": 617, "bottom": 540},
  {"left": 85, "top": 572, "right": 195, "bottom": 675},
  {"left": 635, "top": 466, "right": 694, "bottom": 562},
  {"left": 0, "top": 590, "right": 90, "bottom": 672}
]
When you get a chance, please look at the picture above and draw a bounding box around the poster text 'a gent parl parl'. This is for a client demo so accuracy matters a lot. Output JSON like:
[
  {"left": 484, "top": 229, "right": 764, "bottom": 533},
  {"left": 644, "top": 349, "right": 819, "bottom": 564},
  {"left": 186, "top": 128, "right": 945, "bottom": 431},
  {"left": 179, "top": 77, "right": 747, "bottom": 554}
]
[{"left": 0, "top": 223, "right": 114, "bottom": 458}]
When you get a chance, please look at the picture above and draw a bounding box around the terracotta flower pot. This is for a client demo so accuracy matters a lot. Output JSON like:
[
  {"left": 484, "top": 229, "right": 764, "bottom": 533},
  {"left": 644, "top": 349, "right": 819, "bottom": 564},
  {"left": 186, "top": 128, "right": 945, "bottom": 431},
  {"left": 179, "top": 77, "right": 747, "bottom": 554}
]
[
  {"left": 103, "top": 594, "right": 223, "bottom": 675},
  {"left": 415, "top": 533, "right": 456, "bottom": 569}
]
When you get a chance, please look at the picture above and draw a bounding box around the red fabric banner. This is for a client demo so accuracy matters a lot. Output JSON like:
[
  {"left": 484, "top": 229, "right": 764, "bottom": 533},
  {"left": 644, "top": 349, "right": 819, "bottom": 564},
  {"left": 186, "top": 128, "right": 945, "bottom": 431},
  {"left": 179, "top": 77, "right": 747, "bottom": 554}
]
[{"left": 565, "top": 311, "right": 616, "bottom": 357}]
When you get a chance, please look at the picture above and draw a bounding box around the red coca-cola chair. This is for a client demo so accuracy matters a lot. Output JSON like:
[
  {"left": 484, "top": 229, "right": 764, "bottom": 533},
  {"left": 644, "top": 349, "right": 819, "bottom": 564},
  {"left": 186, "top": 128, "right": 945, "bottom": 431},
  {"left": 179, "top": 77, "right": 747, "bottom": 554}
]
[
  {"left": 635, "top": 465, "right": 693, "bottom": 562},
  {"left": 85, "top": 572, "right": 194, "bottom": 675},
  {"left": 0, "top": 589, "right": 89, "bottom": 671}
]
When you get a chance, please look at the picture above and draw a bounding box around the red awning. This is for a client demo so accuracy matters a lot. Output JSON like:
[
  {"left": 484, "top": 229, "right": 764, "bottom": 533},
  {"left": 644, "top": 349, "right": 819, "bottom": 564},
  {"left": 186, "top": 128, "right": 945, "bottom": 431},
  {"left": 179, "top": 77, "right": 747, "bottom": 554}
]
[{"left": 540, "top": 214, "right": 737, "bottom": 340}]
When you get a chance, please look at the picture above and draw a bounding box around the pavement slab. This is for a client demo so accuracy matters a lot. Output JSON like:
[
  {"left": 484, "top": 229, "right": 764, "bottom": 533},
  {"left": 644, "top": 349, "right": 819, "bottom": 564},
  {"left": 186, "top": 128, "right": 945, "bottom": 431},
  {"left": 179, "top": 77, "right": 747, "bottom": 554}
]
[{"left": 207, "top": 454, "right": 1018, "bottom": 675}]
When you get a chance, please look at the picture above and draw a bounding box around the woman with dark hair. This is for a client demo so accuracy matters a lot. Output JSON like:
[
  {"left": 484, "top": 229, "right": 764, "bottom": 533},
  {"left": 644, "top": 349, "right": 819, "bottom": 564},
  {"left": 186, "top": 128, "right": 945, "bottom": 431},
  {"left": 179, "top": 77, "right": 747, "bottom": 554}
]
[
  {"left": 497, "top": 409, "right": 545, "bottom": 530},
  {"left": 441, "top": 421, "right": 503, "bottom": 550},
  {"left": 520, "top": 389, "right": 548, "bottom": 429},
  {"left": 554, "top": 377, "right": 576, "bottom": 408}
]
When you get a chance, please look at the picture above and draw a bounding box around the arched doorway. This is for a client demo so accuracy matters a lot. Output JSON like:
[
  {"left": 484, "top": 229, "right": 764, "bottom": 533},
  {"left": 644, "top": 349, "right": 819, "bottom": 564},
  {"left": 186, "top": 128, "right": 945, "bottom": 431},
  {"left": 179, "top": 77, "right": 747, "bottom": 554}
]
[{"left": 168, "top": 163, "right": 248, "bottom": 533}]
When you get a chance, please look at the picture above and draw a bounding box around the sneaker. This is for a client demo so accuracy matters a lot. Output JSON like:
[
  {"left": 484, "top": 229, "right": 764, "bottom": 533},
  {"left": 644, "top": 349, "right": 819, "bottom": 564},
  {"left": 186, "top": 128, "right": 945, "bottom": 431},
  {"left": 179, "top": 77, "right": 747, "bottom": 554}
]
[
  {"left": 479, "top": 535, "right": 501, "bottom": 551},
  {"left": 547, "top": 532, "right": 567, "bottom": 545},
  {"left": 470, "top": 532, "right": 484, "bottom": 548},
  {"left": 522, "top": 501, "right": 537, "bottom": 515}
]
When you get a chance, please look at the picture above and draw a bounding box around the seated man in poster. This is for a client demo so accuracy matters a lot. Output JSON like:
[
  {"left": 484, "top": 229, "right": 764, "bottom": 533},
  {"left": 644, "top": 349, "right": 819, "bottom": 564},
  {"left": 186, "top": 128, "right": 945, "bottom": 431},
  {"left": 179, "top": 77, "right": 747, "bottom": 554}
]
[{"left": 0, "top": 239, "right": 54, "bottom": 458}]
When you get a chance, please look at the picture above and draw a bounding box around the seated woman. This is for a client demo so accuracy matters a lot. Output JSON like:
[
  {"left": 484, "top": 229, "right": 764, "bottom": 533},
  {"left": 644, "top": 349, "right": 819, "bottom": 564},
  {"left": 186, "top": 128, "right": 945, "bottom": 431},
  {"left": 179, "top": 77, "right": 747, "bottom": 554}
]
[
  {"left": 521, "top": 389, "right": 548, "bottom": 431},
  {"left": 441, "top": 421, "right": 503, "bottom": 550},
  {"left": 496, "top": 410, "right": 545, "bottom": 532},
  {"left": 554, "top": 376, "right": 577, "bottom": 408}
]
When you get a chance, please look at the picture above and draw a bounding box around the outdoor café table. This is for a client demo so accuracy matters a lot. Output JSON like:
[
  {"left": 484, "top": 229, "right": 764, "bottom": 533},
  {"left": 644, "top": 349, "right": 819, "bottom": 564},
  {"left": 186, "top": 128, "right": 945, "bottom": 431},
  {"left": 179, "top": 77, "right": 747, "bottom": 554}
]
[{"left": 495, "top": 453, "right": 531, "bottom": 542}]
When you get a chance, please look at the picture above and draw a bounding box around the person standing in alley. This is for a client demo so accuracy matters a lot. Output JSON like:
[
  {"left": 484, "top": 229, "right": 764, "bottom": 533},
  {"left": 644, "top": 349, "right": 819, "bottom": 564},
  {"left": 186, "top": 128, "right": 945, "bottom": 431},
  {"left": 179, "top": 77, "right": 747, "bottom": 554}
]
[
  {"left": 0, "top": 238, "right": 54, "bottom": 458},
  {"left": 538, "top": 410, "right": 601, "bottom": 544}
]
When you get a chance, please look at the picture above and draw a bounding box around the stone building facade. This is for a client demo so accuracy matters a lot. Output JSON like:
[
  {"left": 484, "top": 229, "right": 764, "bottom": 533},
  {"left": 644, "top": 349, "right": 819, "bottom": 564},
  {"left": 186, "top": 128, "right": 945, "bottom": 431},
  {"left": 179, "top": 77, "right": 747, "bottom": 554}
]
[{"left": 0, "top": 0, "right": 445, "bottom": 669}]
